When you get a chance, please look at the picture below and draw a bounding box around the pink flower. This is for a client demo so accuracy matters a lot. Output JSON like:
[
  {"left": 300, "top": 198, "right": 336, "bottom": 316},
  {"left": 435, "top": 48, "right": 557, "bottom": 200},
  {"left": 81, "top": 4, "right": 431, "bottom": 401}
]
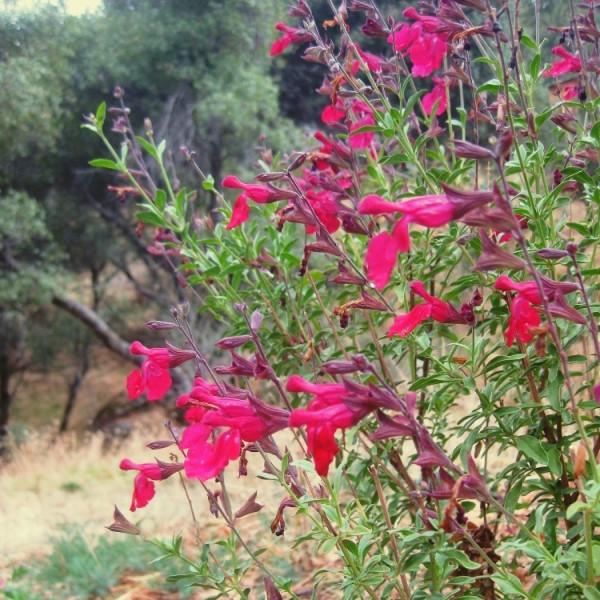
[
  {"left": 543, "top": 46, "right": 581, "bottom": 77},
  {"left": 321, "top": 102, "right": 346, "bottom": 125},
  {"left": 348, "top": 116, "right": 376, "bottom": 149},
  {"left": 364, "top": 218, "right": 410, "bottom": 290},
  {"left": 348, "top": 100, "right": 376, "bottom": 150},
  {"left": 126, "top": 360, "right": 172, "bottom": 402},
  {"left": 126, "top": 341, "right": 195, "bottom": 402},
  {"left": 423, "top": 77, "right": 448, "bottom": 116},
  {"left": 120, "top": 458, "right": 182, "bottom": 511},
  {"left": 287, "top": 375, "right": 367, "bottom": 476},
  {"left": 560, "top": 82, "right": 579, "bottom": 101},
  {"left": 180, "top": 385, "right": 288, "bottom": 481},
  {"left": 388, "top": 280, "right": 454, "bottom": 337},
  {"left": 183, "top": 426, "right": 242, "bottom": 481},
  {"left": 504, "top": 294, "right": 541, "bottom": 346},
  {"left": 494, "top": 274, "right": 578, "bottom": 305},
  {"left": 387, "top": 10, "right": 448, "bottom": 77},
  {"left": 270, "top": 22, "right": 311, "bottom": 57},
  {"left": 494, "top": 274, "right": 541, "bottom": 304},
  {"left": 222, "top": 175, "right": 294, "bottom": 204},
  {"left": 359, "top": 193, "right": 454, "bottom": 226},
  {"left": 306, "top": 189, "right": 341, "bottom": 234},
  {"left": 226, "top": 193, "right": 250, "bottom": 230},
  {"left": 351, "top": 43, "right": 384, "bottom": 74},
  {"left": 359, "top": 188, "right": 493, "bottom": 288}
]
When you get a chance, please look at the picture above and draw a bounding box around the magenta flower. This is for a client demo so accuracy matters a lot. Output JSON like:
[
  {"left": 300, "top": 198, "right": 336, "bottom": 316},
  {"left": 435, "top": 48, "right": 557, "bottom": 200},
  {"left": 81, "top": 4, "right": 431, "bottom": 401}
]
[
  {"left": 287, "top": 375, "right": 366, "bottom": 476},
  {"left": 321, "top": 101, "right": 346, "bottom": 126},
  {"left": 388, "top": 280, "right": 460, "bottom": 337},
  {"left": 126, "top": 361, "right": 171, "bottom": 402},
  {"left": 364, "top": 219, "right": 410, "bottom": 290},
  {"left": 543, "top": 46, "right": 581, "bottom": 77},
  {"left": 226, "top": 193, "right": 250, "bottom": 230},
  {"left": 120, "top": 459, "right": 182, "bottom": 511},
  {"left": 387, "top": 9, "right": 448, "bottom": 77},
  {"left": 348, "top": 100, "right": 376, "bottom": 150},
  {"left": 183, "top": 426, "right": 242, "bottom": 482},
  {"left": 270, "top": 22, "right": 311, "bottom": 57},
  {"left": 180, "top": 382, "right": 288, "bottom": 482},
  {"left": 126, "top": 341, "right": 195, "bottom": 402},
  {"left": 351, "top": 43, "right": 384, "bottom": 74},
  {"left": 359, "top": 187, "right": 493, "bottom": 288},
  {"left": 423, "top": 77, "right": 448, "bottom": 116},
  {"left": 504, "top": 294, "right": 541, "bottom": 346},
  {"left": 222, "top": 175, "right": 295, "bottom": 204}
]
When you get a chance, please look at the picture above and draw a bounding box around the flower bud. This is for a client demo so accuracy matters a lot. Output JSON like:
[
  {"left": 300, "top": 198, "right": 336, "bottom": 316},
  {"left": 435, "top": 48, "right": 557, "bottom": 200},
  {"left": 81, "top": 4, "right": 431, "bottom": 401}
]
[
  {"left": 145, "top": 320, "right": 177, "bottom": 330},
  {"left": 452, "top": 140, "right": 494, "bottom": 160},
  {"left": 250, "top": 310, "right": 263, "bottom": 331},
  {"left": 361, "top": 17, "right": 388, "bottom": 37},
  {"left": 537, "top": 248, "right": 569, "bottom": 260},
  {"left": 287, "top": 152, "right": 307, "bottom": 171},
  {"left": 255, "top": 172, "right": 286, "bottom": 182},
  {"left": 216, "top": 335, "right": 253, "bottom": 349},
  {"left": 106, "top": 505, "right": 140, "bottom": 536},
  {"left": 234, "top": 491, "right": 263, "bottom": 519},
  {"left": 495, "top": 128, "right": 514, "bottom": 160},
  {"left": 146, "top": 440, "right": 175, "bottom": 450}
]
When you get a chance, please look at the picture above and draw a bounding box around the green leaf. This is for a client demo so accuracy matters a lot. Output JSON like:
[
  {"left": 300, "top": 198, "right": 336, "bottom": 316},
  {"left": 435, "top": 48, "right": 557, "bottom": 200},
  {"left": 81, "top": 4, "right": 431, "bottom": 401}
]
[
  {"left": 89, "top": 158, "right": 119, "bottom": 171},
  {"left": 583, "top": 587, "right": 600, "bottom": 600},
  {"left": 442, "top": 549, "right": 481, "bottom": 570},
  {"left": 516, "top": 435, "right": 548, "bottom": 466},
  {"left": 565, "top": 501, "right": 587, "bottom": 520},
  {"left": 504, "top": 479, "right": 523, "bottom": 513},
  {"left": 529, "top": 54, "right": 541, "bottom": 80},
  {"left": 203, "top": 174, "right": 215, "bottom": 191},
  {"left": 136, "top": 210, "right": 164, "bottom": 227},
  {"left": 154, "top": 189, "right": 167, "bottom": 210},
  {"left": 491, "top": 572, "right": 528, "bottom": 597},
  {"left": 136, "top": 136, "right": 159, "bottom": 161},
  {"left": 95, "top": 101, "right": 106, "bottom": 130},
  {"left": 520, "top": 34, "right": 538, "bottom": 51}
]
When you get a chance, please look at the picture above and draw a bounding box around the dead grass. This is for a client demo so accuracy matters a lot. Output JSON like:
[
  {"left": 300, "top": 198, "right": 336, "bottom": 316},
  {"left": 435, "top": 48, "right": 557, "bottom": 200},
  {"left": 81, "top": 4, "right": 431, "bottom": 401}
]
[{"left": 0, "top": 425, "right": 289, "bottom": 564}]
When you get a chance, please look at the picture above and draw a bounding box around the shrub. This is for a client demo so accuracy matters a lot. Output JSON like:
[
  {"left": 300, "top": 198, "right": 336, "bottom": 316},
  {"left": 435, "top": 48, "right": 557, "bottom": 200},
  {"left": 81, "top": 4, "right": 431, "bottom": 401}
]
[{"left": 86, "top": 1, "right": 600, "bottom": 598}]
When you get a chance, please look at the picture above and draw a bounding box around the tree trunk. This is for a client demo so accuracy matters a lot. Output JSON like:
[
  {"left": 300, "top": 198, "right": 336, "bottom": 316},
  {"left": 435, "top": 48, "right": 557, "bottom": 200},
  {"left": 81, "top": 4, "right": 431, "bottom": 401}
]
[
  {"left": 0, "top": 358, "right": 12, "bottom": 445},
  {"left": 59, "top": 339, "right": 91, "bottom": 432}
]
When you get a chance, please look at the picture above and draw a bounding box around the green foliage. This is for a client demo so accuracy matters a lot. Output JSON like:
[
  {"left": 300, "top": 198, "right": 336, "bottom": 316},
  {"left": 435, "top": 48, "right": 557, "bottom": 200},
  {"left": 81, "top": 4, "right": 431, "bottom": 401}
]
[
  {"left": 1, "top": 528, "right": 191, "bottom": 599},
  {"left": 0, "top": 190, "right": 61, "bottom": 308}
]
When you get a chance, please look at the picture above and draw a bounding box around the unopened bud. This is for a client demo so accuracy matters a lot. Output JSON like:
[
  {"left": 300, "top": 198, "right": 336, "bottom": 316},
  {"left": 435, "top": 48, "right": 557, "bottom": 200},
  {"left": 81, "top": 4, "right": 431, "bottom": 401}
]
[
  {"left": 256, "top": 171, "right": 286, "bottom": 182},
  {"left": 234, "top": 303, "right": 248, "bottom": 314},
  {"left": 106, "top": 505, "right": 140, "bottom": 535},
  {"left": 566, "top": 242, "right": 578, "bottom": 255},
  {"left": 288, "top": 152, "right": 307, "bottom": 171},
  {"left": 216, "top": 335, "right": 253, "bottom": 349},
  {"left": 146, "top": 440, "right": 175, "bottom": 450},
  {"left": 537, "top": 248, "right": 569, "bottom": 260},
  {"left": 495, "top": 128, "right": 514, "bottom": 160},
  {"left": 143, "top": 118, "right": 153, "bottom": 137},
  {"left": 453, "top": 140, "right": 494, "bottom": 160},
  {"left": 145, "top": 320, "right": 177, "bottom": 330}
]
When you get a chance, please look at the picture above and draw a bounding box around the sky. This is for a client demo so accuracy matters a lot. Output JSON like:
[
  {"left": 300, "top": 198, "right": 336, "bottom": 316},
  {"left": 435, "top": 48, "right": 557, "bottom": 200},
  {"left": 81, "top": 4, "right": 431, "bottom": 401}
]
[{"left": 2, "top": 0, "right": 102, "bottom": 14}]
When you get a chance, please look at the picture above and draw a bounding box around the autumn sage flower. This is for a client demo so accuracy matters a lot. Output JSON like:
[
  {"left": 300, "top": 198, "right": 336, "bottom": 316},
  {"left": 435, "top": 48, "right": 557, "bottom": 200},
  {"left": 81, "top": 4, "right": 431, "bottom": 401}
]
[
  {"left": 543, "top": 46, "right": 581, "bottom": 77},
  {"left": 126, "top": 341, "right": 194, "bottom": 401},
  {"left": 388, "top": 280, "right": 466, "bottom": 337},
  {"left": 359, "top": 186, "right": 494, "bottom": 288}
]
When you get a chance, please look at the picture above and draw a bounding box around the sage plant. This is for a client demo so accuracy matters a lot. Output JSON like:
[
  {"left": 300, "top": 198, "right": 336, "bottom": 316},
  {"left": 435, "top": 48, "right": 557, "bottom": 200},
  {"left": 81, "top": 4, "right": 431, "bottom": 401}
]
[{"left": 88, "top": 1, "right": 600, "bottom": 597}]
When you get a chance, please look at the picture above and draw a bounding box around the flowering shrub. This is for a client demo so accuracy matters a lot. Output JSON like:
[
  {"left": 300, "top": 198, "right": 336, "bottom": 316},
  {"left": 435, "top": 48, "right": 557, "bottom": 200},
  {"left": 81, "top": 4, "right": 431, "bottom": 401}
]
[{"left": 86, "top": 1, "right": 600, "bottom": 598}]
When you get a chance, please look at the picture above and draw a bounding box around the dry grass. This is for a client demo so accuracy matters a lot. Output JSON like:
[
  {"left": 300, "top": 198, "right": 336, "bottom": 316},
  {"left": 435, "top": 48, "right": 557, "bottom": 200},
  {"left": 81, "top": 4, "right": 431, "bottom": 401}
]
[{"left": 0, "top": 423, "right": 288, "bottom": 564}]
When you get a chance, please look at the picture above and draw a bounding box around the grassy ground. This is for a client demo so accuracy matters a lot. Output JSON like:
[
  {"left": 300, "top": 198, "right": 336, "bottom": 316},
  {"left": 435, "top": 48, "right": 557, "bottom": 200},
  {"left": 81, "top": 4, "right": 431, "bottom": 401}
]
[{"left": 0, "top": 422, "right": 336, "bottom": 599}]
